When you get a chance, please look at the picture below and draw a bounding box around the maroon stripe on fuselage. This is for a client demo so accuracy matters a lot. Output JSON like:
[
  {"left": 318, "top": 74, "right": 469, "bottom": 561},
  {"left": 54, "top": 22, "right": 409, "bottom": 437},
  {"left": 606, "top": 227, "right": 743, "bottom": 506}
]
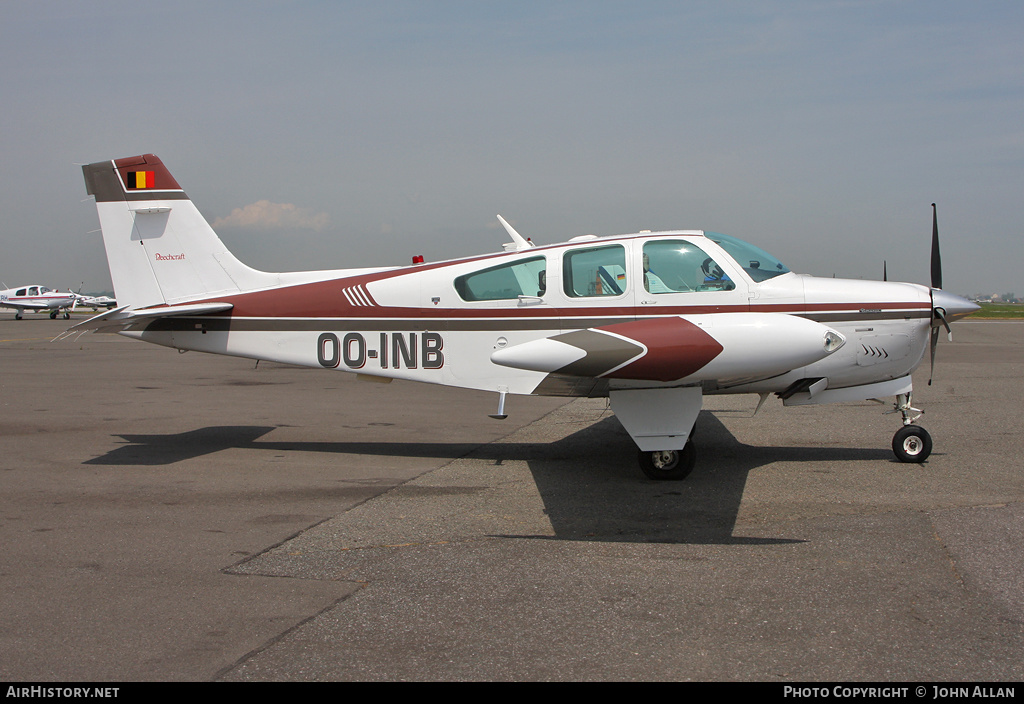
[
  {"left": 142, "top": 255, "right": 931, "bottom": 323},
  {"left": 184, "top": 281, "right": 929, "bottom": 322}
]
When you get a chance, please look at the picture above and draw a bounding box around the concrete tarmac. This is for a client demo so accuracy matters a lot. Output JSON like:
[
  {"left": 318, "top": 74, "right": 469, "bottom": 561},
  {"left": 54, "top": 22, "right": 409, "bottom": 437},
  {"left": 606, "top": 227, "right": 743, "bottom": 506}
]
[{"left": 1, "top": 316, "right": 1021, "bottom": 681}]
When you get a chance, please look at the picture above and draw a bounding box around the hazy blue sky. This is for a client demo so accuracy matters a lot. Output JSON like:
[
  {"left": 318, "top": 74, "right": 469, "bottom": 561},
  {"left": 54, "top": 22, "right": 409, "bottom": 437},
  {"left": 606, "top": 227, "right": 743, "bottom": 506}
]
[{"left": 2, "top": 1, "right": 1021, "bottom": 296}]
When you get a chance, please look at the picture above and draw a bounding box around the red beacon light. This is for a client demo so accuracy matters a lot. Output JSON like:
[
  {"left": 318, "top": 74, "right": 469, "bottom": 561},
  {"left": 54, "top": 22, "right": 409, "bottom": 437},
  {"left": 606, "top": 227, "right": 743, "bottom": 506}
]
[{"left": 412, "top": 255, "right": 425, "bottom": 265}]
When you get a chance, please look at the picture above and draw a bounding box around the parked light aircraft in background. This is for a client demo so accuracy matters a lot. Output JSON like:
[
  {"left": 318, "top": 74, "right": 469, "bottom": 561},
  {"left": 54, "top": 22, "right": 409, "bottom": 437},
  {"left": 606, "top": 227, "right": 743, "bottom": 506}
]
[
  {"left": 1, "top": 285, "right": 80, "bottom": 319},
  {"left": 70, "top": 154, "right": 978, "bottom": 479},
  {"left": 78, "top": 294, "right": 117, "bottom": 310}
]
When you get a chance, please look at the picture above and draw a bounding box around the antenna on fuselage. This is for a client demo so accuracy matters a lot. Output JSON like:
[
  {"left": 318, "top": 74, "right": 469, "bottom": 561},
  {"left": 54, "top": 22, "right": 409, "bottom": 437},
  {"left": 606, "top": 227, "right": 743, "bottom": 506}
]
[{"left": 497, "top": 215, "right": 535, "bottom": 251}]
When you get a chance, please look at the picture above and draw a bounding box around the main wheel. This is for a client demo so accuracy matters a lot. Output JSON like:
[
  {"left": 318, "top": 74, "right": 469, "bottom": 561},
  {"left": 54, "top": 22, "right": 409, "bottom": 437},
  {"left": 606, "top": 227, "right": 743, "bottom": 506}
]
[
  {"left": 638, "top": 441, "right": 696, "bottom": 481},
  {"left": 892, "top": 425, "right": 932, "bottom": 463}
]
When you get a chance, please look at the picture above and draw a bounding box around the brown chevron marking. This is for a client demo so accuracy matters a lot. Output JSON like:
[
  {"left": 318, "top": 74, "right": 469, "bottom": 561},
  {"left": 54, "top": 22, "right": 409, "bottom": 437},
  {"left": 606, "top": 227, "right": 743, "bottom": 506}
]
[
  {"left": 593, "top": 317, "right": 723, "bottom": 382},
  {"left": 551, "top": 329, "right": 645, "bottom": 377}
]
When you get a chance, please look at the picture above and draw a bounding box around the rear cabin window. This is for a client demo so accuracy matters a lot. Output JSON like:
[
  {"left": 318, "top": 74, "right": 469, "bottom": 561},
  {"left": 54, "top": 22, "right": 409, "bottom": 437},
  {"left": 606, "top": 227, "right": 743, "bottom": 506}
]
[
  {"left": 454, "top": 256, "right": 546, "bottom": 301},
  {"left": 563, "top": 245, "right": 627, "bottom": 298}
]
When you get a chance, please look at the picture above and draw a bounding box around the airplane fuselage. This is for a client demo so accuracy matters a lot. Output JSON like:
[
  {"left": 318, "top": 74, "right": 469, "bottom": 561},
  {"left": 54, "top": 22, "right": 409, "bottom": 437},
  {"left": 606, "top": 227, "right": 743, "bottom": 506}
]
[{"left": 117, "top": 230, "right": 934, "bottom": 402}]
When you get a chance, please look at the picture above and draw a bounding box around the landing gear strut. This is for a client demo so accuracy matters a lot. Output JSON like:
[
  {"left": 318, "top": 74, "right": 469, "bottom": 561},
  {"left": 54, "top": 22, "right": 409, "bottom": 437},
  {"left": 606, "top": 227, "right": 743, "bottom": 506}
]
[
  {"left": 638, "top": 441, "right": 696, "bottom": 481},
  {"left": 889, "top": 393, "right": 932, "bottom": 463}
]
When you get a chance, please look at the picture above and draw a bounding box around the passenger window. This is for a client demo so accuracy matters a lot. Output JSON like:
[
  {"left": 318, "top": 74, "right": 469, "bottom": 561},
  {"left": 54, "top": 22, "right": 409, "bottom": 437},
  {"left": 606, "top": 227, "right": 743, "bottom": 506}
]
[
  {"left": 454, "top": 256, "right": 546, "bottom": 301},
  {"left": 642, "top": 240, "right": 735, "bottom": 293},
  {"left": 16, "top": 289, "right": 26, "bottom": 296},
  {"left": 563, "top": 245, "right": 627, "bottom": 298}
]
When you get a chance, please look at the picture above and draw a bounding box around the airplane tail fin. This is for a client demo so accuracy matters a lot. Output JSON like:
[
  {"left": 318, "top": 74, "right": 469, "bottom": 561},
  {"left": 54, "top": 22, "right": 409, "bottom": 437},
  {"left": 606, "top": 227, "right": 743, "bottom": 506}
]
[{"left": 82, "top": 155, "right": 274, "bottom": 309}]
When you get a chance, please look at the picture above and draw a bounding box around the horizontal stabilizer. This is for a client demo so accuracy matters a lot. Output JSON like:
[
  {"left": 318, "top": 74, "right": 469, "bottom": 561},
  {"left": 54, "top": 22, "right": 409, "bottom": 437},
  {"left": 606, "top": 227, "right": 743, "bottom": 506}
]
[{"left": 61, "top": 302, "right": 233, "bottom": 335}]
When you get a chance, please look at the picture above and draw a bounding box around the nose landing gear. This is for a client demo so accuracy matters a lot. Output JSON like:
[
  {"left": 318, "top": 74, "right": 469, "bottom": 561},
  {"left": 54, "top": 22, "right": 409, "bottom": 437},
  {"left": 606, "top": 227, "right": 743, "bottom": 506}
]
[{"left": 889, "top": 393, "right": 932, "bottom": 463}]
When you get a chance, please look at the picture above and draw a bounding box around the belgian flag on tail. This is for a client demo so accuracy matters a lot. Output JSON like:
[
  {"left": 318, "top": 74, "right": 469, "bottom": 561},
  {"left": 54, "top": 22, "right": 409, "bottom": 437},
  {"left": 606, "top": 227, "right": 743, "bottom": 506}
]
[{"left": 126, "top": 171, "right": 155, "bottom": 189}]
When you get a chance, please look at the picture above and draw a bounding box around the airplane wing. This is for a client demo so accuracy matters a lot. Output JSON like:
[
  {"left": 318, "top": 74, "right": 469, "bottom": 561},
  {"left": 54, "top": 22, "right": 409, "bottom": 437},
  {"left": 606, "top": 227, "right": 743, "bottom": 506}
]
[
  {"left": 0, "top": 300, "right": 50, "bottom": 311},
  {"left": 59, "top": 302, "right": 234, "bottom": 335}
]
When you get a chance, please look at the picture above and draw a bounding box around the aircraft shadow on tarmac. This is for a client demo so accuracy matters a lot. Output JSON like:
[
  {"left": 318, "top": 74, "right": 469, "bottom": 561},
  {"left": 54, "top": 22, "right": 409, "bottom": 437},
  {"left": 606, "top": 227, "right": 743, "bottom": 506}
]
[{"left": 85, "top": 413, "right": 891, "bottom": 546}]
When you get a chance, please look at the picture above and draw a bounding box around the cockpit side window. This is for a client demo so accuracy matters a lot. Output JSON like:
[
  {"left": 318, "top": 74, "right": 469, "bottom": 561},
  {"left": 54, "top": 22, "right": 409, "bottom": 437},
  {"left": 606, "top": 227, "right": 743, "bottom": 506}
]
[
  {"left": 454, "top": 256, "right": 546, "bottom": 301},
  {"left": 28, "top": 287, "right": 39, "bottom": 296},
  {"left": 563, "top": 245, "right": 627, "bottom": 298},
  {"left": 705, "top": 232, "right": 790, "bottom": 282},
  {"left": 642, "top": 240, "right": 735, "bottom": 293}
]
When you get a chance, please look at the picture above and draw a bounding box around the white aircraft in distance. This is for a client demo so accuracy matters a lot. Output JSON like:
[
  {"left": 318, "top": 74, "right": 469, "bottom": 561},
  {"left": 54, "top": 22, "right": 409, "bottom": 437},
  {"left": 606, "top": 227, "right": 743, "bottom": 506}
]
[
  {"left": 1, "top": 285, "right": 80, "bottom": 319},
  {"left": 70, "top": 154, "right": 978, "bottom": 480},
  {"left": 78, "top": 294, "right": 117, "bottom": 310}
]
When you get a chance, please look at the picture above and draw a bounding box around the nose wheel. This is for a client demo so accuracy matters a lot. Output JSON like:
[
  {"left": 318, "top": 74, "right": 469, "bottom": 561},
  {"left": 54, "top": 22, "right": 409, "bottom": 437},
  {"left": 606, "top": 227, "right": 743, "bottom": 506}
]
[
  {"left": 892, "top": 425, "right": 932, "bottom": 463},
  {"left": 889, "top": 393, "right": 932, "bottom": 463},
  {"left": 638, "top": 441, "right": 696, "bottom": 480}
]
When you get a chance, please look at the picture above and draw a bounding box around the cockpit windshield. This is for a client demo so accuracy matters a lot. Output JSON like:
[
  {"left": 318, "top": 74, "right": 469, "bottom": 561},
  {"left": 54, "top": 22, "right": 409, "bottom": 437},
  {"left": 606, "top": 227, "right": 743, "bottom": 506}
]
[{"left": 705, "top": 232, "right": 790, "bottom": 282}]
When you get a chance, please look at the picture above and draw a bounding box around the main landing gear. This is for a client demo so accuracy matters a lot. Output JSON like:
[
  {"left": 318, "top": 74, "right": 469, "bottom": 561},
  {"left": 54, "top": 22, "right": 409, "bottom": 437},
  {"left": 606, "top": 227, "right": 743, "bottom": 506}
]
[
  {"left": 889, "top": 393, "right": 932, "bottom": 463},
  {"left": 638, "top": 441, "right": 696, "bottom": 481},
  {"left": 610, "top": 386, "right": 703, "bottom": 482},
  {"left": 635, "top": 392, "right": 935, "bottom": 480}
]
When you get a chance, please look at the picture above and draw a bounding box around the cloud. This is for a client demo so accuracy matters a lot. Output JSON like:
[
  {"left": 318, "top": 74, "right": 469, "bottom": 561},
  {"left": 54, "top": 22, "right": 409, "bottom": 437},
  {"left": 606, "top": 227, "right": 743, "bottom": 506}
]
[{"left": 212, "top": 200, "right": 329, "bottom": 231}]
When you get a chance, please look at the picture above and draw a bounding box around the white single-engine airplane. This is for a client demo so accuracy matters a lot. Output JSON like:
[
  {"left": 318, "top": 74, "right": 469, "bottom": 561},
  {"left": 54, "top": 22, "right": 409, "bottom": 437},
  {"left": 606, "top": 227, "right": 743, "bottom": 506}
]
[
  {"left": 71, "top": 154, "right": 977, "bottom": 479},
  {"left": 77, "top": 294, "right": 117, "bottom": 311},
  {"left": 1, "top": 285, "right": 80, "bottom": 319}
]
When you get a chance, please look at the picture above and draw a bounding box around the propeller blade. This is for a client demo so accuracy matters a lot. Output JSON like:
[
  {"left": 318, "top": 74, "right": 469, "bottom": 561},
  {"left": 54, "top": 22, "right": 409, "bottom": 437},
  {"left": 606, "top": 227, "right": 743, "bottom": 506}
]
[
  {"left": 936, "top": 306, "right": 952, "bottom": 341},
  {"left": 930, "top": 203, "right": 942, "bottom": 290},
  {"left": 883, "top": 260, "right": 887, "bottom": 282},
  {"left": 928, "top": 325, "right": 939, "bottom": 386},
  {"left": 927, "top": 295, "right": 952, "bottom": 387},
  {"left": 928, "top": 204, "right": 942, "bottom": 386}
]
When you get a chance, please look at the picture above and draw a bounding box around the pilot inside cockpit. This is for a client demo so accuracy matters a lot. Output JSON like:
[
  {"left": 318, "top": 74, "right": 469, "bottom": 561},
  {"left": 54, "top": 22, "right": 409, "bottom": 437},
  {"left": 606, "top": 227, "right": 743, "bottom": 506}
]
[{"left": 700, "top": 257, "right": 732, "bottom": 290}]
